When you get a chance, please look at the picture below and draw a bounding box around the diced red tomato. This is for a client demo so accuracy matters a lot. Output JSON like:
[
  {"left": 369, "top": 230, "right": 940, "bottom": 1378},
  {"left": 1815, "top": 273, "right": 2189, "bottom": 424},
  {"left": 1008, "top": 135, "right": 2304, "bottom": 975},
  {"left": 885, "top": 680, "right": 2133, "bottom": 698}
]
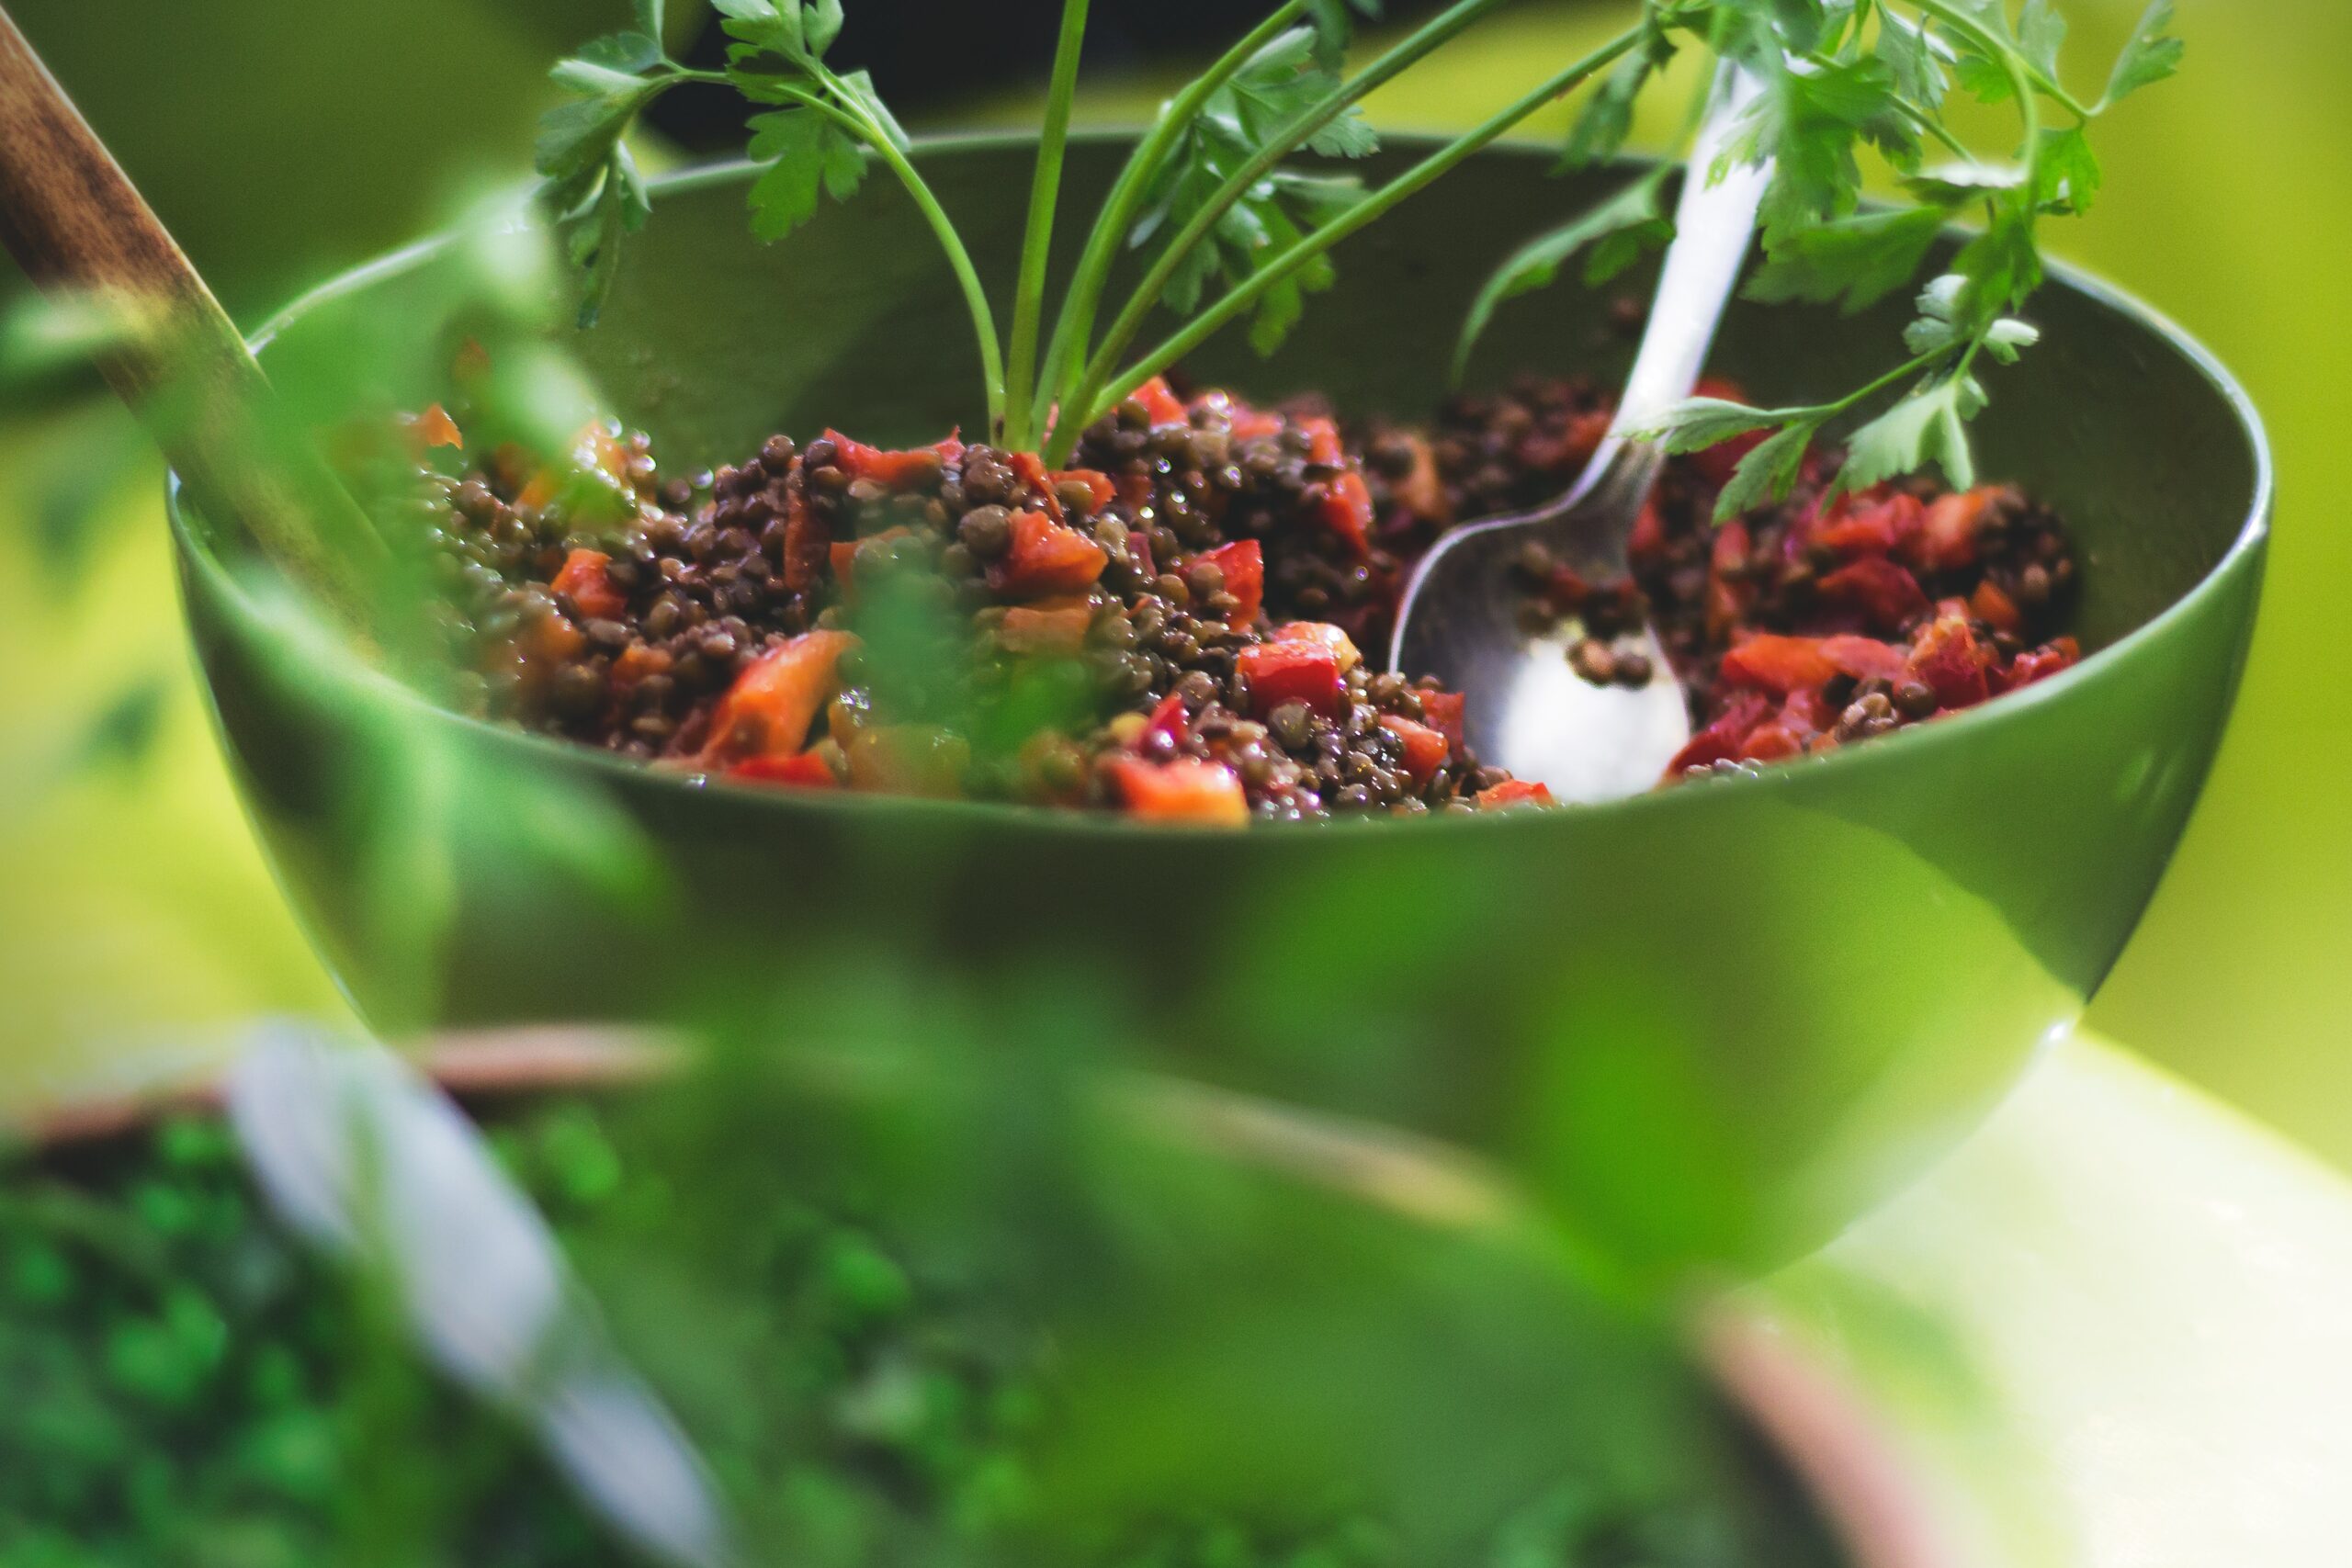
[
  {"left": 1668, "top": 691, "right": 1774, "bottom": 774},
  {"left": 998, "top": 599, "right": 1094, "bottom": 656},
  {"left": 1904, "top": 489, "right": 1990, "bottom": 572},
  {"left": 549, "top": 548, "right": 628, "bottom": 621},
  {"left": 1387, "top": 433, "right": 1451, "bottom": 521},
  {"left": 824, "top": 429, "right": 953, "bottom": 491},
  {"left": 1971, "top": 580, "right": 2023, "bottom": 634},
  {"left": 1270, "top": 620, "right": 1361, "bottom": 673},
  {"left": 1817, "top": 556, "right": 1929, "bottom": 633},
  {"left": 730, "top": 751, "right": 838, "bottom": 790},
  {"left": 1197, "top": 539, "right": 1263, "bottom": 626},
  {"left": 702, "top": 631, "right": 856, "bottom": 763},
  {"left": 1476, "top": 780, "right": 1555, "bottom": 810},
  {"left": 1237, "top": 641, "right": 1344, "bottom": 715},
  {"left": 1009, "top": 451, "right": 1061, "bottom": 519},
  {"left": 1319, "top": 470, "right": 1374, "bottom": 559},
  {"left": 989, "top": 510, "right": 1109, "bottom": 597},
  {"left": 1417, "top": 690, "right": 1465, "bottom": 750},
  {"left": 1110, "top": 757, "right": 1249, "bottom": 825},
  {"left": 1905, "top": 614, "right": 1992, "bottom": 710},
  {"left": 1379, "top": 715, "right": 1451, "bottom": 787}
]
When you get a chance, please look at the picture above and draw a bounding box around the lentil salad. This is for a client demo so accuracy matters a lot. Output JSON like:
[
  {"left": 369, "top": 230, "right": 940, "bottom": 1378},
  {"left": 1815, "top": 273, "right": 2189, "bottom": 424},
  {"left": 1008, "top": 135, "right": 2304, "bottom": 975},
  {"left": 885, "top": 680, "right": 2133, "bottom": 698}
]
[{"left": 398, "top": 371, "right": 2082, "bottom": 824}]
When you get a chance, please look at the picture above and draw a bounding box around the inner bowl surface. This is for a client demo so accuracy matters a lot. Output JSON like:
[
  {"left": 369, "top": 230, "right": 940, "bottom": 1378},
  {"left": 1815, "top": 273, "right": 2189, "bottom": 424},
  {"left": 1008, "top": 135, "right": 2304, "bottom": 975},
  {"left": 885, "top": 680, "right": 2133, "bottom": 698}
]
[{"left": 174, "top": 135, "right": 2269, "bottom": 1269}]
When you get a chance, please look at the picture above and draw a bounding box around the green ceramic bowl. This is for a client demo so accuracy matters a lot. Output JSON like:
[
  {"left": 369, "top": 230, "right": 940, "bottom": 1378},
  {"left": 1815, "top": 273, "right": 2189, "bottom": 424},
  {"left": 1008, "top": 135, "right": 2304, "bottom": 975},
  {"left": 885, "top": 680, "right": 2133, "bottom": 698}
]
[{"left": 174, "top": 136, "right": 2269, "bottom": 1271}]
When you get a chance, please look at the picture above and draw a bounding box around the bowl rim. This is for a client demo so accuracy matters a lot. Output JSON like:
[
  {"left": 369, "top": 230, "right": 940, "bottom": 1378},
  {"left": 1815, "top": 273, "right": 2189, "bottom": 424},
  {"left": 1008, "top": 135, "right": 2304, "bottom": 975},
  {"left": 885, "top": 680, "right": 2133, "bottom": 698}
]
[{"left": 171, "top": 130, "right": 2275, "bottom": 844}]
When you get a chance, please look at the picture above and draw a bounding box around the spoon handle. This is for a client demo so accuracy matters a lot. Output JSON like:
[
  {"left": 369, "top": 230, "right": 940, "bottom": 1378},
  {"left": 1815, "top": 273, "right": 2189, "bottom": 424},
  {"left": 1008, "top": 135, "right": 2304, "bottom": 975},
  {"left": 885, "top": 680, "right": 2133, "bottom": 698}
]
[
  {"left": 1611, "top": 65, "right": 1773, "bottom": 437},
  {"left": 0, "top": 6, "right": 387, "bottom": 623}
]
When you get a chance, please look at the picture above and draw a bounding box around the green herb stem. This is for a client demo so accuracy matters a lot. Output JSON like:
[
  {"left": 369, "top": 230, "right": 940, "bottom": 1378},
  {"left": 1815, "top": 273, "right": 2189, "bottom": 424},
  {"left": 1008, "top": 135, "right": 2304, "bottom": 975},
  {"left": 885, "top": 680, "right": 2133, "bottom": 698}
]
[
  {"left": 1027, "top": 0, "right": 1313, "bottom": 445},
  {"left": 1057, "top": 0, "right": 1525, "bottom": 453},
  {"left": 1002, "top": 0, "right": 1093, "bottom": 449},
  {"left": 1065, "top": 25, "right": 1646, "bottom": 457}
]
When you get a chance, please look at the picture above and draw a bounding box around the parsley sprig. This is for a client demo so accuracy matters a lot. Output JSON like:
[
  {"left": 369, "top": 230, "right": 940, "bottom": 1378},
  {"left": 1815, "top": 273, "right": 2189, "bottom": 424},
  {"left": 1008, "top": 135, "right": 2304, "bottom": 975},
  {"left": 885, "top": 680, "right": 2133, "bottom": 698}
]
[
  {"left": 1453, "top": 0, "right": 2180, "bottom": 518},
  {"left": 537, "top": 0, "right": 2180, "bottom": 496}
]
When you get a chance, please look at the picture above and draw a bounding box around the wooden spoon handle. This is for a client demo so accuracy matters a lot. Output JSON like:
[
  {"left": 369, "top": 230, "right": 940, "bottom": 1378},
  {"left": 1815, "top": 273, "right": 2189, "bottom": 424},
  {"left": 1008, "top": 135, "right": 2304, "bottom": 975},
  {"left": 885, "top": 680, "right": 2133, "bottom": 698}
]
[{"left": 0, "top": 6, "right": 388, "bottom": 625}]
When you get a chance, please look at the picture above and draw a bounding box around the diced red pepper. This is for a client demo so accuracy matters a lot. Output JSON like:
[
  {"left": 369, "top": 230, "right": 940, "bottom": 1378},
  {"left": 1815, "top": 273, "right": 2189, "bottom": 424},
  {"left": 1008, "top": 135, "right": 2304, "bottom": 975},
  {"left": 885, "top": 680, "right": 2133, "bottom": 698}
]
[
  {"left": 1668, "top": 691, "right": 1773, "bottom": 774},
  {"left": 1719, "top": 635, "right": 1842, "bottom": 696},
  {"left": 998, "top": 599, "right": 1094, "bottom": 656},
  {"left": 1228, "top": 405, "right": 1285, "bottom": 442},
  {"left": 1997, "top": 637, "right": 2080, "bottom": 693},
  {"left": 1141, "top": 689, "right": 1190, "bottom": 750},
  {"left": 989, "top": 510, "right": 1109, "bottom": 598},
  {"left": 1905, "top": 614, "right": 1993, "bottom": 711},
  {"left": 1476, "top": 780, "right": 1555, "bottom": 810},
  {"left": 1269, "top": 620, "right": 1361, "bottom": 673},
  {"left": 1737, "top": 723, "right": 1805, "bottom": 762},
  {"left": 1298, "top": 415, "right": 1344, "bottom": 467},
  {"left": 1128, "top": 376, "right": 1191, "bottom": 428},
  {"left": 1319, "top": 470, "right": 1374, "bottom": 559},
  {"left": 1379, "top": 714, "right": 1451, "bottom": 787},
  {"left": 1237, "top": 640, "right": 1344, "bottom": 716},
  {"left": 1416, "top": 690, "right": 1465, "bottom": 750},
  {"left": 824, "top": 428, "right": 953, "bottom": 491},
  {"left": 1970, "top": 580, "right": 2023, "bottom": 634},
  {"left": 1387, "top": 433, "right": 1451, "bottom": 521},
  {"left": 1110, "top": 757, "right": 1249, "bottom": 825},
  {"left": 1197, "top": 539, "right": 1263, "bottom": 626},
  {"left": 1526, "top": 408, "right": 1613, "bottom": 477},
  {"left": 549, "top": 548, "right": 628, "bottom": 622},
  {"left": 1810, "top": 491, "right": 1921, "bottom": 558},
  {"left": 1904, "top": 489, "right": 1990, "bottom": 573},
  {"left": 730, "top": 751, "right": 838, "bottom": 790},
  {"left": 1817, "top": 556, "right": 1930, "bottom": 633},
  {"left": 1626, "top": 500, "right": 1667, "bottom": 559},
  {"left": 410, "top": 402, "right": 463, "bottom": 455},
  {"left": 1053, "top": 468, "right": 1116, "bottom": 511},
  {"left": 702, "top": 631, "right": 856, "bottom": 764},
  {"left": 1819, "top": 635, "right": 1911, "bottom": 684}
]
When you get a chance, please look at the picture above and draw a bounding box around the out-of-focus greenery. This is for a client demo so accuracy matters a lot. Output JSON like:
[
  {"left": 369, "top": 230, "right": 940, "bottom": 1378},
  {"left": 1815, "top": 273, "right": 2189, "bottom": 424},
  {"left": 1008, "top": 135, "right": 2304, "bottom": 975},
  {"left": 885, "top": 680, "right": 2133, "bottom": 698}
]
[{"left": 0, "top": 0, "right": 2346, "bottom": 1166}]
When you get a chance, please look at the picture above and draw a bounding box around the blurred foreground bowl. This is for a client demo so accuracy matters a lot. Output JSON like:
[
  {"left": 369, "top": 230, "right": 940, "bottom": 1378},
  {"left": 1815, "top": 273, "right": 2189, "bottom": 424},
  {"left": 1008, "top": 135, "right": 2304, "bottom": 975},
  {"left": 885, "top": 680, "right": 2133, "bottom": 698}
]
[{"left": 172, "top": 136, "right": 2269, "bottom": 1270}]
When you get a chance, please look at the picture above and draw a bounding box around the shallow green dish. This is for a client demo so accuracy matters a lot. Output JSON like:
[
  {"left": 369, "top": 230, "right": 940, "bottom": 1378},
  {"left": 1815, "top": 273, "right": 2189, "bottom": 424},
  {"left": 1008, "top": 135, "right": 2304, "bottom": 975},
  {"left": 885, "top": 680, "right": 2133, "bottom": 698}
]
[{"left": 172, "top": 135, "right": 2270, "bottom": 1272}]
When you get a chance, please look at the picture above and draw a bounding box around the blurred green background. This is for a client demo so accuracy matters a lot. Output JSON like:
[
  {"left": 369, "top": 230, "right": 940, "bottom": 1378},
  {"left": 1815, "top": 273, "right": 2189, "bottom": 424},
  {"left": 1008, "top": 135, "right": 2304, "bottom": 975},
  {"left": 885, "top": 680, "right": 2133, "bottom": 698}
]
[{"left": 2, "top": 0, "right": 2345, "bottom": 1158}]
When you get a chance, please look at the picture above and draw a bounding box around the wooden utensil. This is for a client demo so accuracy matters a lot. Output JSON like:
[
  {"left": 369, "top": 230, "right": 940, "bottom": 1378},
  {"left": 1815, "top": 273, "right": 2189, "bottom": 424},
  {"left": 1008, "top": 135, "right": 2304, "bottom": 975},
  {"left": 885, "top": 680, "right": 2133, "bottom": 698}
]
[{"left": 0, "top": 4, "right": 386, "bottom": 629}]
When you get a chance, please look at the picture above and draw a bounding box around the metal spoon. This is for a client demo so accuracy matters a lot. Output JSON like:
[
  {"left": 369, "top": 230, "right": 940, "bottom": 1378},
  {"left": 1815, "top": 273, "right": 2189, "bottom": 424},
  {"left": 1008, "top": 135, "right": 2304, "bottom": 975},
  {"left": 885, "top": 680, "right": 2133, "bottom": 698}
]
[{"left": 1389, "top": 69, "right": 1771, "bottom": 804}]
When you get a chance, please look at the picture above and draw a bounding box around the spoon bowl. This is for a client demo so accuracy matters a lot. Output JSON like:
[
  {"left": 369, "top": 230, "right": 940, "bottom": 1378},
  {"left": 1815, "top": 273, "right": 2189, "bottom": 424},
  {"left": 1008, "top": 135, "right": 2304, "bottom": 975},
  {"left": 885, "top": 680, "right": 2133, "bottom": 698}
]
[
  {"left": 171, "top": 135, "right": 2269, "bottom": 1272},
  {"left": 1392, "top": 70, "right": 1769, "bottom": 800}
]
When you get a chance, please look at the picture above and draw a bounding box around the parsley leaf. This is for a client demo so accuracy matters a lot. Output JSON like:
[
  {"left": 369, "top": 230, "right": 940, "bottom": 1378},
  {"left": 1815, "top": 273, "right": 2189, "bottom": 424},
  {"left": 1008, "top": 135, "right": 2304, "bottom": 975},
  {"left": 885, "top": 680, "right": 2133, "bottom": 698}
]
[
  {"left": 1722, "top": 56, "right": 1918, "bottom": 242},
  {"left": 2018, "top": 0, "right": 2067, "bottom": 80},
  {"left": 1128, "top": 27, "right": 1375, "bottom": 352},
  {"left": 745, "top": 107, "right": 868, "bottom": 243},
  {"left": 1454, "top": 170, "right": 1674, "bottom": 384},
  {"left": 1714, "top": 420, "right": 1818, "bottom": 518},
  {"left": 1645, "top": 396, "right": 1794, "bottom": 453},
  {"left": 1746, "top": 205, "right": 1945, "bottom": 312},
  {"left": 1303, "top": 0, "right": 1383, "bottom": 69},
  {"left": 2102, "top": 0, "right": 2183, "bottom": 107},
  {"left": 1563, "top": 23, "right": 1677, "bottom": 170},
  {"left": 1875, "top": 13, "right": 1947, "bottom": 110},
  {"left": 1833, "top": 373, "right": 1984, "bottom": 497},
  {"left": 2034, "top": 124, "right": 2101, "bottom": 214}
]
